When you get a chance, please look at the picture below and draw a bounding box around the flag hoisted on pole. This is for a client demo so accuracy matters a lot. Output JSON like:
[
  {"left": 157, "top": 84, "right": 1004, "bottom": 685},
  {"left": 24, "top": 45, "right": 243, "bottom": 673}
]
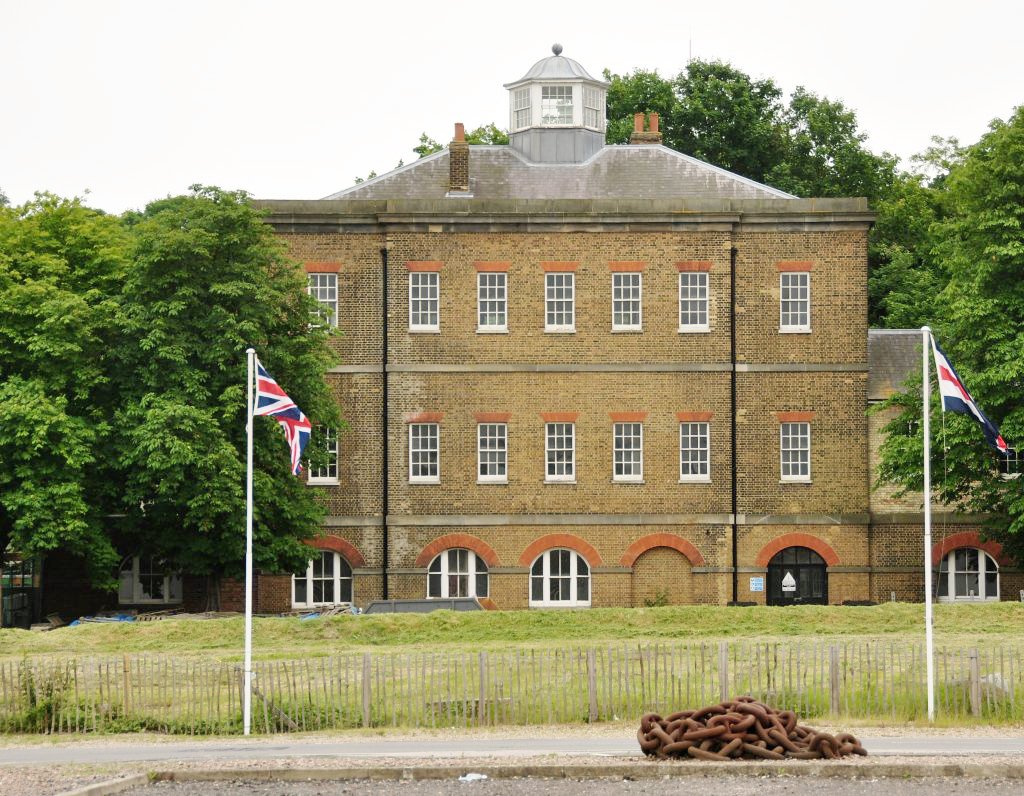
[
  {"left": 921, "top": 328, "right": 1009, "bottom": 722},
  {"left": 243, "top": 349, "right": 311, "bottom": 735}
]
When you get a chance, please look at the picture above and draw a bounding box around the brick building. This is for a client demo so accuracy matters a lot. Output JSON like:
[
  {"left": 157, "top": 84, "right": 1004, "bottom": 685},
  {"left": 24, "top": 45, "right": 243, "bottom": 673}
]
[{"left": 6, "top": 47, "right": 1018, "bottom": 626}]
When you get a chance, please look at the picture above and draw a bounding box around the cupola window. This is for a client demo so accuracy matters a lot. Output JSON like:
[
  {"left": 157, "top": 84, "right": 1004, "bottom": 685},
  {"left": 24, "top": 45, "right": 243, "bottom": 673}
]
[
  {"left": 513, "top": 88, "right": 531, "bottom": 130},
  {"left": 541, "top": 85, "right": 573, "bottom": 125},
  {"left": 584, "top": 87, "right": 604, "bottom": 131}
]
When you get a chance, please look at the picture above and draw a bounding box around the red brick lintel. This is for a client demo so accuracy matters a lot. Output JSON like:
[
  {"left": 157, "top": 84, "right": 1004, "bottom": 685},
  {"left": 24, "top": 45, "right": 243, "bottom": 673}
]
[
  {"left": 304, "top": 261, "right": 341, "bottom": 273},
  {"left": 776, "top": 411, "right": 815, "bottom": 422},
  {"left": 541, "top": 261, "right": 578, "bottom": 272},
  {"left": 676, "top": 261, "right": 713, "bottom": 272},
  {"left": 474, "top": 261, "right": 510, "bottom": 272},
  {"left": 677, "top": 411, "right": 714, "bottom": 422},
  {"left": 609, "top": 411, "right": 648, "bottom": 423},
  {"left": 405, "top": 412, "right": 444, "bottom": 424},
  {"left": 776, "top": 261, "right": 814, "bottom": 271},
  {"left": 609, "top": 261, "right": 646, "bottom": 272},
  {"left": 540, "top": 412, "right": 578, "bottom": 423},
  {"left": 407, "top": 261, "right": 443, "bottom": 272},
  {"left": 475, "top": 412, "right": 511, "bottom": 423}
]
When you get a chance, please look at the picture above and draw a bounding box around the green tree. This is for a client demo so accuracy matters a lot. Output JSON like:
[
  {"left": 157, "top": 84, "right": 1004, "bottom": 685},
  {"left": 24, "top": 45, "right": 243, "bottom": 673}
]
[
  {"left": 877, "top": 106, "right": 1024, "bottom": 559},
  {"left": 412, "top": 123, "right": 510, "bottom": 159},
  {"left": 603, "top": 68, "right": 677, "bottom": 146},
  {"left": 114, "top": 186, "right": 341, "bottom": 593},
  {"left": 0, "top": 195, "right": 129, "bottom": 586}
]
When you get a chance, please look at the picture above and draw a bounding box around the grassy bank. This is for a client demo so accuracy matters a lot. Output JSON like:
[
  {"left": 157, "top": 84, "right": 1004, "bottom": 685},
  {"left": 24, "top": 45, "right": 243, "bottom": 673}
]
[{"left": 2, "top": 602, "right": 1022, "bottom": 661}]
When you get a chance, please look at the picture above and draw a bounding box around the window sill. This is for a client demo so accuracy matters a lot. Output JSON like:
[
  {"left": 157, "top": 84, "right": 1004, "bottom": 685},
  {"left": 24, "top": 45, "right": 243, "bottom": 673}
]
[
  {"left": 611, "top": 327, "right": 643, "bottom": 333},
  {"left": 612, "top": 478, "right": 645, "bottom": 484},
  {"left": 780, "top": 479, "right": 812, "bottom": 484},
  {"left": 477, "top": 478, "right": 509, "bottom": 485},
  {"left": 409, "top": 327, "right": 441, "bottom": 334},
  {"left": 529, "top": 603, "right": 591, "bottom": 609},
  {"left": 545, "top": 327, "right": 576, "bottom": 334},
  {"left": 409, "top": 478, "right": 441, "bottom": 485},
  {"left": 477, "top": 328, "right": 509, "bottom": 334},
  {"left": 678, "top": 326, "right": 710, "bottom": 334},
  {"left": 679, "top": 477, "right": 712, "bottom": 484},
  {"left": 779, "top": 328, "right": 812, "bottom": 334},
  {"left": 544, "top": 478, "right": 577, "bottom": 485},
  {"left": 307, "top": 479, "right": 340, "bottom": 486}
]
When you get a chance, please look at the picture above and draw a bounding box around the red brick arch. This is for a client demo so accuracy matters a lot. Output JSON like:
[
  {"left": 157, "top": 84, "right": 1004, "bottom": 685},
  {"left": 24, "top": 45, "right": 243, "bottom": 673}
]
[
  {"left": 620, "top": 534, "right": 706, "bottom": 567},
  {"left": 755, "top": 533, "right": 840, "bottom": 568},
  {"left": 308, "top": 536, "right": 366, "bottom": 568},
  {"left": 415, "top": 533, "right": 500, "bottom": 568},
  {"left": 930, "top": 531, "right": 1008, "bottom": 567},
  {"left": 518, "top": 534, "right": 603, "bottom": 567}
]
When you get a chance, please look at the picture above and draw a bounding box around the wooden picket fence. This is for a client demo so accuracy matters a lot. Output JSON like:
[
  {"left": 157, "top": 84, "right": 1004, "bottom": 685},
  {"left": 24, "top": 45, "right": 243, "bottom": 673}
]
[{"left": 1, "top": 640, "right": 1021, "bottom": 734}]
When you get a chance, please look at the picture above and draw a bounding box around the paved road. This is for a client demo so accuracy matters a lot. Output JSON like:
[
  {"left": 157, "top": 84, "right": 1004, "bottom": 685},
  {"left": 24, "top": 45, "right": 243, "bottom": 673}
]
[{"left": 2, "top": 735, "right": 1023, "bottom": 765}]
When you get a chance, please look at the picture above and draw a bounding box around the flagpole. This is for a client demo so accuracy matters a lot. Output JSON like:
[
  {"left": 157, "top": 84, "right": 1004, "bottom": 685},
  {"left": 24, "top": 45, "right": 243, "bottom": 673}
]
[
  {"left": 244, "top": 347, "right": 255, "bottom": 736},
  {"left": 921, "top": 326, "right": 935, "bottom": 722}
]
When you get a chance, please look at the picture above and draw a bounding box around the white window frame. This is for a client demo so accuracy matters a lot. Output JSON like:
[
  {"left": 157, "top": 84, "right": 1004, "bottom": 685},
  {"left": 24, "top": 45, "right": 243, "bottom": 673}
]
[
  {"left": 611, "top": 272, "right": 642, "bottom": 331},
  {"left": 679, "top": 422, "right": 711, "bottom": 482},
  {"left": 936, "top": 548, "right": 1000, "bottom": 602},
  {"left": 613, "top": 422, "right": 643, "bottom": 482},
  {"left": 678, "top": 272, "right": 709, "bottom": 332},
  {"left": 780, "top": 422, "right": 811, "bottom": 482},
  {"left": 545, "top": 422, "right": 575, "bottom": 482},
  {"left": 307, "top": 272, "right": 338, "bottom": 328},
  {"left": 541, "top": 84, "right": 573, "bottom": 126},
  {"left": 513, "top": 87, "right": 532, "bottom": 131},
  {"left": 292, "top": 550, "right": 352, "bottom": 609},
  {"left": 307, "top": 425, "right": 339, "bottom": 485},
  {"left": 118, "top": 556, "right": 182, "bottom": 605},
  {"left": 477, "top": 272, "right": 508, "bottom": 333},
  {"left": 583, "top": 87, "right": 605, "bottom": 131},
  {"left": 529, "top": 549, "right": 591, "bottom": 607},
  {"left": 477, "top": 422, "right": 508, "bottom": 483},
  {"left": 409, "top": 271, "right": 439, "bottom": 332},
  {"left": 544, "top": 272, "right": 575, "bottom": 333},
  {"left": 409, "top": 423, "right": 440, "bottom": 483},
  {"left": 427, "top": 549, "right": 489, "bottom": 599},
  {"left": 779, "top": 272, "right": 811, "bottom": 332}
]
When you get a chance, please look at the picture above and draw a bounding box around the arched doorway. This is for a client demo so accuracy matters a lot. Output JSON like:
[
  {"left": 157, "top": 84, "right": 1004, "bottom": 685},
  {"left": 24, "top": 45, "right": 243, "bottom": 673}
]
[{"left": 767, "top": 547, "right": 827, "bottom": 606}]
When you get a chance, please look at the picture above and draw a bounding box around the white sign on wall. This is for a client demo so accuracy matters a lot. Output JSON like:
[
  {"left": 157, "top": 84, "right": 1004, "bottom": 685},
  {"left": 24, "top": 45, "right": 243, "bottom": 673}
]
[
  {"left": 749, "top": 577, "right": 764, "bottom": 593},
  {"left": 781, "top": 572, "right": 797, "bottom": 593}
]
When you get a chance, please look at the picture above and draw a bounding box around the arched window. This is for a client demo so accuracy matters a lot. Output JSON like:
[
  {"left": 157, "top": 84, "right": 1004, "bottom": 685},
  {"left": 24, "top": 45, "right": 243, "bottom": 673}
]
[
  {"left": 293, "top": 551, "right": 352, "bottom": 608},
  {"left": 118, "top": 556, "right": 182, "bottom": 605},
  {"left": 530, "top": 549, "right": 590, "bottom": 607},
  {"left": 936, "top": 548, "right": 999, "bottom": 601},
  {"left": 427, "top": 549, "right": 488, "bottom": 599}
]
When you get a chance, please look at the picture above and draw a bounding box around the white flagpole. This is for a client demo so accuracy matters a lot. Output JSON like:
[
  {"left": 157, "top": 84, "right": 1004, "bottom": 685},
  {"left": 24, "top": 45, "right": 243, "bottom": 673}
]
[
  {"left": 921, "top": 326, "right": 935, "bottom": 722},
  {"left": 244, "top": 347, "right": 255, "bottom": 735}
]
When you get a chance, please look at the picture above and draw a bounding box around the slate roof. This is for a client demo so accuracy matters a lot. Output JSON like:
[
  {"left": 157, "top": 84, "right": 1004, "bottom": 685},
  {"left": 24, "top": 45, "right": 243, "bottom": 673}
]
[
  {"left": 324, "top": 145, "right": 796, "bottom": 201},
  {"left": 869, "top": 329, "right": 922, "bottom": 400}
]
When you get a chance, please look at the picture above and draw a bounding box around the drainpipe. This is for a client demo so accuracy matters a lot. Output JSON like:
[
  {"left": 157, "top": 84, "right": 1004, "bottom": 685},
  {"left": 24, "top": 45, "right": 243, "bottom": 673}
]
[
  {"left": 380, "top": 243, "right": 390, "bottom": 600},
  {"left": 730, "top": 246, "right": 739, "bottom": 604}
]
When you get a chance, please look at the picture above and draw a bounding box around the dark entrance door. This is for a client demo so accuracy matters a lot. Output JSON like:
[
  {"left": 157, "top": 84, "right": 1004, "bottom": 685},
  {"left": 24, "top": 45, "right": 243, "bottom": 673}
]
[{"left": 767, "top": 546, "right": 827, "bottom": 606}]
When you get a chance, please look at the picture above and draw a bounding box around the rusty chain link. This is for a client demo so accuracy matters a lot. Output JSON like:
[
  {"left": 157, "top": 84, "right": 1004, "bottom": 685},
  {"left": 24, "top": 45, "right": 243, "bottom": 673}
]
[{"left": 638, "top": 697, "right": 868, "bottom": 761}]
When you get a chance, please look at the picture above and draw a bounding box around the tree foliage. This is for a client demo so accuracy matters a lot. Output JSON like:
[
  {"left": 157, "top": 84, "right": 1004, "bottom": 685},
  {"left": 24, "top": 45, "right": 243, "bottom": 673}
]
[
  {"left": 877, "top": 107, "right": 1024, "bottom": 557},
  {"left": 413, "top": 123, "right": 510, "bottom": 159},
  {"left": 0, "top": 187, "right": 341, "bottom": 590}
]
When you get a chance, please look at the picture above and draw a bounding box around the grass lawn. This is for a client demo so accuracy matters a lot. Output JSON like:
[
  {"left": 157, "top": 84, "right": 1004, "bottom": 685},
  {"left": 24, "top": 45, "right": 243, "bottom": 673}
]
[{"left": 2, "top": 602, "right": 1022, "bottom": 661}]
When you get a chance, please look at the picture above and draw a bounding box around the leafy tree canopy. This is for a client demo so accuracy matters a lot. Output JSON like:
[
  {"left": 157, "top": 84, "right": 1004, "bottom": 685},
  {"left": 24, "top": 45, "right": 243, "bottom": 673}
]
[
  {"left": 413, "top": 123, "right": 510, "bottom": 159},
  {"left": 877, "top": 106, "right": 1024, "bottom": 558}
]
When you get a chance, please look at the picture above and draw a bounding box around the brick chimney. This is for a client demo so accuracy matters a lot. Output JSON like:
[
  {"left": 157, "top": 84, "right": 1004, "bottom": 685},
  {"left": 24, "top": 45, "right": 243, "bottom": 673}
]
[
  {"left": 629, "top": 112, "right": 663, "bottom": 145},
  {"left": 448, "top": 122, "right": 470, "bottom": 193}
]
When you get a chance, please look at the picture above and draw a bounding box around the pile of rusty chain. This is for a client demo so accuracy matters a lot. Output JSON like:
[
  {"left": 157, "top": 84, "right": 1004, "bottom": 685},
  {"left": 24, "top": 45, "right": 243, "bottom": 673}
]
[{"left": 637, "top": 697, "right": 867, "bottom": 761}]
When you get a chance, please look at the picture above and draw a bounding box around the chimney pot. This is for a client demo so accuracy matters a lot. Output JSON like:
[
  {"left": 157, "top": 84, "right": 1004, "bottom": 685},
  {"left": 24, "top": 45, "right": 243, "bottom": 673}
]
[
  {"left": 649, "top": 113, "right": 659, "bottom": 133},
  {"left": 454, "top": 122, "right": 465, "bottom": 143},
  {"left": 633, "top": 112, "right": 644, "bottom": 133},
  {"left": 629, "top": 112, "right": 663, "bottom": 145}
]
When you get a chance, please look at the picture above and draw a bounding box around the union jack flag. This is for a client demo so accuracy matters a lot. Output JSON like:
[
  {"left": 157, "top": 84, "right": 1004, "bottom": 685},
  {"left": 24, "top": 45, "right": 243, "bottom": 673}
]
[
  {"left": 253, "top": 357, "right": 311, "bottom": 475},
  {"left": 931, "top": 336, "right": 1008, "bottom": 455}
]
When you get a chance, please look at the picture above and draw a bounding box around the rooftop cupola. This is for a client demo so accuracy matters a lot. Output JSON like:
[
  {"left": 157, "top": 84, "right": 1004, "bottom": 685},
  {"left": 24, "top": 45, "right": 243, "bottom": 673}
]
[{"left": 503, "top": 44, "right": 609, "bottom": 163}]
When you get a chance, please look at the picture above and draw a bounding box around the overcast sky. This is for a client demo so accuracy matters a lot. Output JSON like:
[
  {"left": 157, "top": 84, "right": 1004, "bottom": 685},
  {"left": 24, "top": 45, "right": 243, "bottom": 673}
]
[{"left": 2, "top": 0, "right": 1021, "bottom": 214}]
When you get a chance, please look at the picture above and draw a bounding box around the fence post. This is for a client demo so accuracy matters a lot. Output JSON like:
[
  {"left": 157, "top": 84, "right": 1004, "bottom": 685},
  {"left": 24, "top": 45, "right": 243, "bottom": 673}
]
[
  {"left": 122, "top": 655, "right": 131, "bottom": 716},
  {"left": 829, "top": 645, "right": 840, "bottom": 716},
  {"left": 718, "top": 641, "right": 729, "bottom": 702},
  {"left": 968, "top": 648, "right": 981, "bottom": 717},
  {"left": 478, "top": 652, "right": 487, "bottom": 727},
  {"left": 587, "top": 649, "right": 598, "bottom": 723},
  {"left": 361, "top": 653, "right": 371, "bottom": 728}
]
